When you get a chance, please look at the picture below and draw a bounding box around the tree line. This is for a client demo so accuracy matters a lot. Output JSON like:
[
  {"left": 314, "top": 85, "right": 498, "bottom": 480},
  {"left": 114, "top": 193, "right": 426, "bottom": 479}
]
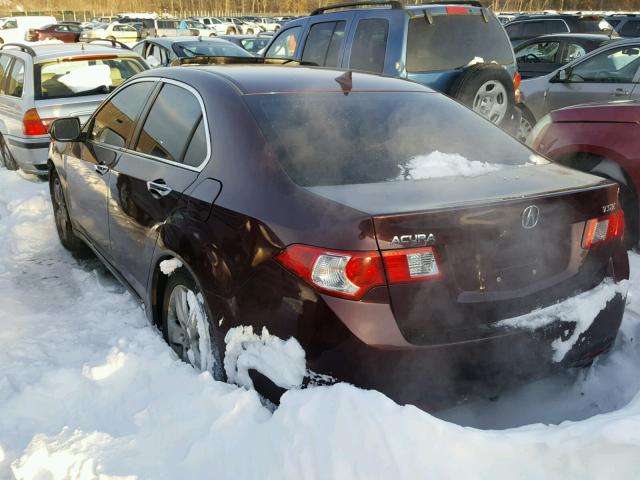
[{"left": 3, "top": 0, "right": 639, "bottom": 20}]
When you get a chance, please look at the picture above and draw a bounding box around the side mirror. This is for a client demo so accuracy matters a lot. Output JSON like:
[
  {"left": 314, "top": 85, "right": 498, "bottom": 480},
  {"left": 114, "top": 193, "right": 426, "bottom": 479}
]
[
  {"left": 49, "top": 117, "right": 81, "bottom": 142},
  {"left": 553, "top": 68, "right": 569, "bottom": 83},
  {"left": 146, "top": 55, "right": 161, "bottom": 68}
]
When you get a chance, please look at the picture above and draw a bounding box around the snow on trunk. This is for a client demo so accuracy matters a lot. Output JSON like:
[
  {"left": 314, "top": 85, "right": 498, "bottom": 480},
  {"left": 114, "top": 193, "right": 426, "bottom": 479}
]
[
  {"left": 224, "top": 326, "right": 306, "bottom": 390},
  {"left": 398, "top": 151, "right": 505, "bottom": 180}
]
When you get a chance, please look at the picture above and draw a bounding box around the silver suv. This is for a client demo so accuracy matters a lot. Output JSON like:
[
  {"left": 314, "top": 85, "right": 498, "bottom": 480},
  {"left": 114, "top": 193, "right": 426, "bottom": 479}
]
[{"left": 0, "top": 41, "right": 148, "bottom": 175}]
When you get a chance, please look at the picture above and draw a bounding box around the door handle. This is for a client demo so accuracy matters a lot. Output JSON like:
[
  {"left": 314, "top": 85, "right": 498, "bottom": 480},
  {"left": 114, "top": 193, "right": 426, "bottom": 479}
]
[
  {"left": 147, "top": 179, "right": 172, "bottom": 198},
  {"left": 94, "top": 164, "right": 109, "bottom": 175},
  {"left": 612, "top": 88, "right": 631, "bottom": 97}
]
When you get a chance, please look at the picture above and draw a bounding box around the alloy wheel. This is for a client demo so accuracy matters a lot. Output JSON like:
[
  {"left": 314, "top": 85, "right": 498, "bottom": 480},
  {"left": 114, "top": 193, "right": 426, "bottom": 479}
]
[{"left": 472, "top": 80, "right": 508, "bottom": 124}]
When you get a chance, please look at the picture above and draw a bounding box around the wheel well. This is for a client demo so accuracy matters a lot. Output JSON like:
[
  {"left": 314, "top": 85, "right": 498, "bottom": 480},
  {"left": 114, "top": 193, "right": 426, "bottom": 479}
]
[
  {"left": 517, "top": 104, "right": 536, "bottom": 124},
  {"left": 151, "top": 259, "right": 170, "bottom": 328}
]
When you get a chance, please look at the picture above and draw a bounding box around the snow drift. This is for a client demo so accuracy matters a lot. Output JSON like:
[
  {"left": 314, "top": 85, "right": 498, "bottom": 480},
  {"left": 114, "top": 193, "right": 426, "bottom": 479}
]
[{"left": 1, "top": 168, "right": 640, "bottom": 479}]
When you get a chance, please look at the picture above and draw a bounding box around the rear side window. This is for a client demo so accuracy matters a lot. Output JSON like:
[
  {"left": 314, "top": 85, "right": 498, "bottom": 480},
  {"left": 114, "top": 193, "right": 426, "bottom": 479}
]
[
  {"left": 5, "top": 59, "right": 24, "bottom": 97},
  {"left": 621, "top": 20, "right": 640, "bottom": 37},
  {"left": 301, "top": 21, "right": 346, "bottom": 67},
  {"left": 0, "top": 54, "right": 12, "bottom": 94},
  {"left": 265, "top": 26, "right": 301, "bottom": 58},
  {"left": 135, "top": 83, "right": 206, "bottom": 166},
  {"left": 407, "top": 15, "right": 513, "bottom": 72},
  {"left": 349, "top": 18, "right": 388, "bottom": 74},
  {"left": 90, "top": 81, "right": 155, "bottom": 148},
  {"left": 247, "top": 92, "right": 531, "bottom": 187},
  {"left": 541, "top": 20, "right": 569, "bottom": 34}
]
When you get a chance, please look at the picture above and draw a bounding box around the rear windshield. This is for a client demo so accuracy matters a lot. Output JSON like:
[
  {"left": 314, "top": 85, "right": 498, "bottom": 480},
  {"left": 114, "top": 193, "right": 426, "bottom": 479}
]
[
  {"left": 174, "top": 42, "right": 252, "bottom": 57},
  {"left": 35, "top": 57, "right": 147, "bottom": 100},
  {"left": 246, "top": 92, "right": 535, "bottom": 187},
  {"left": 407, "top": 14, "right": 513, "bottom": 72}
]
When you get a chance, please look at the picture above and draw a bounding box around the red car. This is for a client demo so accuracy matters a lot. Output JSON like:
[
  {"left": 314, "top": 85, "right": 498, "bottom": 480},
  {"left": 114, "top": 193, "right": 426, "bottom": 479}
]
[
  {"left": 32, "top": 23, "right": 82, "bottom": 42},
  {"left": 529, "top": 101, "right": 640, "bottom": 248}
]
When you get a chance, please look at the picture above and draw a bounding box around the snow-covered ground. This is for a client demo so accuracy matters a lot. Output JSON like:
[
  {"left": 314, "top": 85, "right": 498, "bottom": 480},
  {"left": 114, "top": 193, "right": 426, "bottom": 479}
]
[{"left": 1, "top": 167, "right": 640, "bottom": 479}]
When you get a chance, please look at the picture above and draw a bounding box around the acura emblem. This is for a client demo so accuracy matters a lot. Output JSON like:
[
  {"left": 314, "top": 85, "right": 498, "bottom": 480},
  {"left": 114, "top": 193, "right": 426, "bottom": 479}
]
[{"left": 522, "top": 205, "right": 540, "bottom": 229}]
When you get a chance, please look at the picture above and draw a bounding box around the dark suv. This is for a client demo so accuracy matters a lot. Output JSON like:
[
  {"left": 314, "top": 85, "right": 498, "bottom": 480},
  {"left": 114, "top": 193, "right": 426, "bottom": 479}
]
[
  {"left": 263, "top": 1, "right": 520, "bottom": 129},
  {"left": 607, "top": 14, "right": 640, "bottom": 38},
  {"left": 48, "top": 66, "right": 628, "bottom": 408},
  {"left": 505, "top": 14, "right": 613, "bottom": 47}
]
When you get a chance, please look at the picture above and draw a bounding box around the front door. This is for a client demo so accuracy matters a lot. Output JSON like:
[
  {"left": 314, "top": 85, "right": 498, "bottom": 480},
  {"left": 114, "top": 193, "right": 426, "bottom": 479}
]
[
  {"left": 65, "top": 80, "right": 156, "bottom": 255},
  {"left": 546, "top": 43, "right": 640, "bottom": 112},
  {"left": 108, "top": 81, "right": 209, "bottom": 296}
]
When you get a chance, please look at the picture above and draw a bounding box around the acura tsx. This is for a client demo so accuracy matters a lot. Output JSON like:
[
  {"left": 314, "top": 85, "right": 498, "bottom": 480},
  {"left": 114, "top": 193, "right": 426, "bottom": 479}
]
[{"left": 47, "top": 66, "right": 629, "bottom": 408}]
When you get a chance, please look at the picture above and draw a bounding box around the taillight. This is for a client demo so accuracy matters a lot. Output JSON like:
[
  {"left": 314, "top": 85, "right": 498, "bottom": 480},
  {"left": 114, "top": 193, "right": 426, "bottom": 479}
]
[
  {"left": 582, "top": 209, "right": 624, "bottom": 248},
  {"left": 22, "top": 108, "right": 54, "bottom": 136},
  {"left": 275, "top": 244, "right": 441, "bottom": 300},
  {"left": 446, "top": 6, "right": 469, "bottom": 14},
  {"left": 513, "top": 71, "right": 522, "bottom": 103}
]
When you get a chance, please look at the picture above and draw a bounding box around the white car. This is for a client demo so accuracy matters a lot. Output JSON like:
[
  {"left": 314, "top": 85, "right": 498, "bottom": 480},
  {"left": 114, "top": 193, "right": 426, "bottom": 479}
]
[
  {"left": 179, "top": 20, "right": 217, "bottom": 37},
  {"left": 83, "top": 22, "right": 139, "bottom": 42},
  {"left": 193, "top": 17, "right": 238, "bottom": 35},
  {"left": 253, "top": 17, "right": 280, "bottom": 32},
  {"left": 0, "top": 16, "right": 57, "bottom": 43}
]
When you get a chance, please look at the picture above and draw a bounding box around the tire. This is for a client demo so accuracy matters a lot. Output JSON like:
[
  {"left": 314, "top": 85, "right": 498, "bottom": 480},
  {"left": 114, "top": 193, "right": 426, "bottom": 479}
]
[
  {"left": 449, "top": 63, "right": 515, "bottom": 127},
  {"left": 226, "top": 27, "right": 236, "bottom": 34},
  {"left": 0, "top": 133, "right": 18, "bottom": 171},
  {"left": 161, "top": 269, "right": 224, "bottom": 380},
  {"left": 107, "top": 36, "right": 116, "bottom": 42},
  {"left": 516, "top": 106, "right": 536, "bottom": 143},
  {"left": 246, "top": 28, "right": 254, "bottom": 35},
  {"left": 209, "top": 33, "right": 216, "bottom": 37},
  {"left": 49, "top": 170, "right": 88, "bottom": 254}
]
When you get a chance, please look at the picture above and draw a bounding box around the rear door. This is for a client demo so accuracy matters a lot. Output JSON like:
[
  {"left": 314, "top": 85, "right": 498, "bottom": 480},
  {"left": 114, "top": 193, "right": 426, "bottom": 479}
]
[
  {"left": 546, "top": 43, "right": 640, "bottom": 110},
  {"left": 65, "top": 80, "right": 156, "bottom": 254},
  {"left": 108, "top": 80, "right": 209, "bottom": 296},
  {"left": 0, "top": 56, "right": 25, "bottom": 143}
]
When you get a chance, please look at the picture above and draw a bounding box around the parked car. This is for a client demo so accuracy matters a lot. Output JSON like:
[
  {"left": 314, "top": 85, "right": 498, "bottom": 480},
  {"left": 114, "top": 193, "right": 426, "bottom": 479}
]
[
  {"left": 132, "top": 37, "right": 251, "bottom": 67},
  {"left": 141, "top": 18, "right": 193, "bottom": 38},
  {"left": 220, "top": 35, "right": 270, "bottom": 54},
  {"left": 83, "top": 22, "right": 140, "bottom": 42},
  {"left": 179, "top": 19, "right": 217, "bottom": 37},
  {"left": 254, "top": 16, "right": 281, "bottom": 32},
  {"left": 518, "top": 38, "right": 640, "bottom": 141},
  {"left": 606, "top": 14, "right": 640, "bottom": 37},
  {"left": 505, "top": 14, "right": 613, "bottom": 47},
  {"left": 528, "top": 101, "right": 640, "bottom": 248},
  {"left": 47, "top": 66, "right": 628, "bottom": 408},
  {"left": 0, "top": 16, "right": 57, "bottom": 44},
  {"left": 0, "top": 42, "right": 147, "bottom": 175},
  {"left": 31, "top": 23, "right": 83, "bottom": 43},
  {"left": 222, "top": 17, "right": 260, "bottom": 35},
  {"left": 192, "top": 17, "right": 238, "bottom": 35},
  {"left": 515, "top": 33, "right": 616, "bottom": 79},
  {"left": 263, "top": 1, "right": 521, "bottom": 130}
]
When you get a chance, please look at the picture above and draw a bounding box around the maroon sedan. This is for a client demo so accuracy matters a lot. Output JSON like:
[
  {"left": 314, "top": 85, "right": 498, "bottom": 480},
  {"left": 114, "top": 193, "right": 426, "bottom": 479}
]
[
  {"left": 47, "top": 66, "right": 629, "bottom": 408},
  {"left": 32, "top": 23, "right": 82, "bottom": 42},
  {"left": 529, "top": 101, "right": 640, "bottom": 248}
]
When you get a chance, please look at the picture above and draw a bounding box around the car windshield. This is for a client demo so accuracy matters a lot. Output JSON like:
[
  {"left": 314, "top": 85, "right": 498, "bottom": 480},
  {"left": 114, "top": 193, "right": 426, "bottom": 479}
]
[
  {"left": 176, "top": 42, "right": 252, "bottom": 57},
  {"left": 407, "top": 14, "right": 513, "bottom": 72},
  {"left": 246, "top": 92, "right": 537, "bottom": 187},
  {"left": 36, "top": 57, "right": 147, "bottom": 99},
  {"left": 240, "top": 38, "right": 269, "bottom": 53}
]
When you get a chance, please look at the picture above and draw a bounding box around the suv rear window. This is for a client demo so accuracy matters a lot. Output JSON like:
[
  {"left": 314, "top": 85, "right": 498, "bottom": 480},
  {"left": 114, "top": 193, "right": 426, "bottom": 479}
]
[
  {"left": 407, "top": 14, "right": 513, "bottom": 72},
  {"left": 247, "top": 92, "right": 531, "bottom": 187},
  {"left": 35, "top": 57, "right": 147, "bottom": 100}
]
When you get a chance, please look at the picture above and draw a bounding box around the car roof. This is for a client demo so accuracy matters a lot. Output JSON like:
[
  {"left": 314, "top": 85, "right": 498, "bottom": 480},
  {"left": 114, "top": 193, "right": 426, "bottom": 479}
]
[
  {"left": 145, "top": 36, "right": 235, "bottom": 47},
  {"left": 1, "top": 42, "right": 137, "bottom": 61},
  {"left": 520, "top": 33, "right": 615, "bottom": 41},
  {"left": 166, "top": 65, "right": 433, "bottom": 95}
]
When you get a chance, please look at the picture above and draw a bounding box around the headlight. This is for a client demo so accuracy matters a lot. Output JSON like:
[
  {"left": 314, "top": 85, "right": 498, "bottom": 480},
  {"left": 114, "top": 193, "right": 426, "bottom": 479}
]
[{"left": 526, "top": 113, "right": 552, "bottom": 148}]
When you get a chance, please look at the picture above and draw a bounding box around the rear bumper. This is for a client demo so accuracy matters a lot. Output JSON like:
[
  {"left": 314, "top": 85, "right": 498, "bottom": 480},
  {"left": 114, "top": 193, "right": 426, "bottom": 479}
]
[
  {"left": 7, "top": 136, "right": 49, "bottom": 175},
  {"left": 308, "top": 284, "right": 626, "bottom": 408}
]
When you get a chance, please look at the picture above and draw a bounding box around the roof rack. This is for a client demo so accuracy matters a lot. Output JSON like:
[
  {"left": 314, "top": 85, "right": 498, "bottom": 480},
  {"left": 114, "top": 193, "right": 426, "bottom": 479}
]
[
  {"left": 172, "top": 56, "right": 301, "bottom": 66},
  {"left": 310, "top": 1, "right": 403, "bottom": 16},
  {"left": 0, "top": 43, "right": 36, "bottom": 57},
  {"left": 84, "top": 38, "right": 132, "bottom": 51}
]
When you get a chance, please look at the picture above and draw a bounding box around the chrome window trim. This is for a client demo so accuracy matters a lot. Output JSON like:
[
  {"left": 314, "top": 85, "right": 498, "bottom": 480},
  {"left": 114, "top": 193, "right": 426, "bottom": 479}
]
[{"left": 89, "top": 76, "right": 212, "bottom": 173}]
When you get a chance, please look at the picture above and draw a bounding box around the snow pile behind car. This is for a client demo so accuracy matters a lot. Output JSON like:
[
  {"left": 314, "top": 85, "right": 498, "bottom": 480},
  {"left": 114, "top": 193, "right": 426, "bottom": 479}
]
[{"left": 1, "top": 168, "right": 640, "bottom": 479}]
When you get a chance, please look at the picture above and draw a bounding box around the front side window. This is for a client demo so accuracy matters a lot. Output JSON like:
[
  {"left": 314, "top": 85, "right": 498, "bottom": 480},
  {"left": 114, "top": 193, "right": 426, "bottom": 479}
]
[
  {"left": 135, "top": 83, "right": 206, "bottom": 166},
  {"left": 36, "top": 56, "right": 146, "bottom": 99},
  {"left": 265, "top": 26, "right": 301, "bottom": 58},
  {"left": 516, "top": 41, "right": 560, "bottom": 64},
  {"left": 349, "top": 18, "right": 388, "bottom": 74},
  {"left": 89, "top": 81, "right": 155, "bottom": 148},
  {"left": 569, "top": 45, "right": 640, "bottom": 83},
  {"left": 5, "top": 59, "right": 24, "bottom": 97},
  {"left": 2, "top": 20, "right": 17, "bottom": 29},
  {"left": 301, "top": 21, "right": 346, "bottom": 67}
]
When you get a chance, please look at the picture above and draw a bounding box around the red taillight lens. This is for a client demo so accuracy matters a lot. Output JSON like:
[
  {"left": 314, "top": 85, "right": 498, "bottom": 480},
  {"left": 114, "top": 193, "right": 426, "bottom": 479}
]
[
  {"left": 22, "top": 108, "right": 54, "bottom": 136},
  {"left": 275, "top": 244, "right": 441, "bottom": 300},
  {"left": 582, "top": 209, "right": 625, "bottom": 248},
  {"left": 446, "top": 6, "right": 469, "bottom": 14},
  {"left": 513, "top": 71, "right": 522, "bottom": 103}
]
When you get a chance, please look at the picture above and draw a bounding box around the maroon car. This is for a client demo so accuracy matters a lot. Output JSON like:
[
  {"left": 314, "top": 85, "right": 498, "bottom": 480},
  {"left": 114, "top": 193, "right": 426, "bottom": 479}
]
[
  {"left": 47, "top": 66, "right": 629, "bottom": 408},
  {"left": 32, "top": 23, "right": 82, "bottom": 42},
  {"left": 529, "top": 101, "right": 640, "bottom": 248}
]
